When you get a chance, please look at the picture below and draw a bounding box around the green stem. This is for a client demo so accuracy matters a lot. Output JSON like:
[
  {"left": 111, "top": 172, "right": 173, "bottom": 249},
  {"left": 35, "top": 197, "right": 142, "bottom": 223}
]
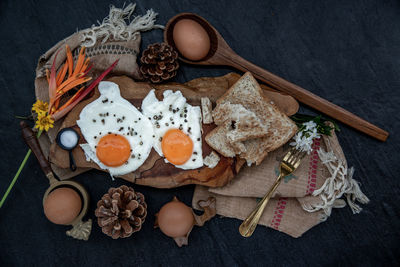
[
  {"left": 0, "top": 130, "right": 42, "bottom": 209},
  {"left": 0, "top": 150, "right": 32, "bottom": 208},
  {"left": 15, "top": 115, "right": 33, "bottom": 120}
]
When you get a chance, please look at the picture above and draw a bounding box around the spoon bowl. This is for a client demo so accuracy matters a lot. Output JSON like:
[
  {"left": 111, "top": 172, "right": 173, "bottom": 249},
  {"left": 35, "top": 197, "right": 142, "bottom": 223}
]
[
  {"left": 164, "top": 13, "right": 388, "bottom": 141},
  {"left": 164, "top": 13, "right": 234, "bottom": 66}
]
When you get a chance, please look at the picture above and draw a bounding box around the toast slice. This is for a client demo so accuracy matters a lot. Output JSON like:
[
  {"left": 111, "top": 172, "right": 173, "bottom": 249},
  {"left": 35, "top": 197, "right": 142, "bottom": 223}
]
[
  {"left": 208, "top": 72, "right": 297, "bottom": 165},
  {"left": 205, "top": 120, "right": 236, "bottom": 158},
  {"left": 213, "top": 102, "right": 269, "bottom": 143}
]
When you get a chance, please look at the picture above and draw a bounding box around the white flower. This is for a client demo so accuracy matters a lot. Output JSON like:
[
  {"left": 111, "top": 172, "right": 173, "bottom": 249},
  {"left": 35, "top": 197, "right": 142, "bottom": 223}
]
[
  {"left": 290, "top": 120, "right": 320, "bottom": 154},
  {"left": 309, "top": 127, "right": 321, "bottom": 139},
  {"left": 303, "top": 120, "right": 317, "bottom": 131}
]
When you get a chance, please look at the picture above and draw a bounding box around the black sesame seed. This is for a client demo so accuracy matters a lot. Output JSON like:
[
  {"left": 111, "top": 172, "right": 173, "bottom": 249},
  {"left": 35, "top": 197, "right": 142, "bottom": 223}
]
[
  {"left": 134, "top": 121, "right": 137, "bottom": 123},
  {"left": 131, "top": 154, "right": 135, "bottom": 159},
  {"left": 193, "top": 151, "right": 198, "bottom": 155},
  {"left": 113, "top": 114, "right": 116, "bottom": 117},
  {"left": 148, "top": 117, "right": 151, "bottom": 120},
  {"left": 125, "top": 161, "right": 129, "bottom": 165},
  {"left": 108, "top": 132, "right": 111, "bottom": 134},
  {"left": 180, "top": 114, "right": 183, "bottom": 117},
  {"left": 119, "top": 127, "right": 124, "bottom": 131},
  {"left": 106, "top": 112, "right": 109, "bottom": 116},
  {"left": 165, "top": 123, "right": 169, "bottom": 126},
  {"left": 184, "top": 119, "right": 187, "bottom": 122},
  {"left": 139, "top": 141, "right": 143, "bottom": 145},
  {"left": 111, "top": 101, "right": 113, "bottom": 103},
  {"left": 139, "top": 118, "right": 141, "bottom": 120},
  {"left": 156, "top": 125, "right": 160, "bottom": 128},
  {"left": 159, "top": 137, "right": 162, "bottom": 141},
  {"left": 192, "top": 159, "right": 196, "bottom": 162},
  {"left": 152, "top": 135, "right": 155, "bottom": 138},
  {"left": 184, "top": 114, "right": 187, "bottom": 118},
  {"left": 138, "top": 153, "right": 141, "bottom": 156},
  {"left": 101, "top": 119, "right": 105, "bottom": 124},
  {"left": 134, "top": 132, "right": 137, "bottom": 135},
  {"left": 102, "top": 98, "right": 108, "bottom": 103},
  {"left": 179, "top": 126, "right": 183, "bottom": 130},
  {"left": 172, "top": 122, "right": 175, "bottom": 125},
  {"left": 197, "top": 138, "right": 200, "bottom": 141},
  {"left": 153, "top": 115, "right": 157, "bottom": 120},
  {"left": 122, "top": 116, "right": 125, "bottom": 120},
  {"left": 94, "top": 136, "right": 97, "bottom": 139},
  {"left": 92, "top": 119, "right": 96, "bottom": 122}
]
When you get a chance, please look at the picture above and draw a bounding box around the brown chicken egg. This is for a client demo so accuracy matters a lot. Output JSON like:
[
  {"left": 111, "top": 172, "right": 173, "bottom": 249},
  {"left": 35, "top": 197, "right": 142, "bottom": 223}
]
[
  {"left": 155, "top": 197, "right": 217, "bottom": 247},
  {"left": 43, "top": 187, "right": 82, "bottom": 225},
  {"left": 156, "top": 197, "right": 194, "bottom": 238},
  {"left": 173, "top": 19, "right": 210, "bottom": 61}
]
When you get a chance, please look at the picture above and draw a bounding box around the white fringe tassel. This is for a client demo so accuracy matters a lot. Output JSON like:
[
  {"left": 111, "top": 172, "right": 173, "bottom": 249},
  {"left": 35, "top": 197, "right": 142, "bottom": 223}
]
[
  {"left": 302, "top": 148, "right": 369, "bottom": 217},
  {"left": 80, "top": 3, "right": 164, "bottom": 47}
]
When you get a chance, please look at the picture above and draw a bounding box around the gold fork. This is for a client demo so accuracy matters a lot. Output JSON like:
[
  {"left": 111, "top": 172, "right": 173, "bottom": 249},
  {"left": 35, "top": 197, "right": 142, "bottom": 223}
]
[{"left": 239, "top": 147, "right": 306, "bottom": 237}]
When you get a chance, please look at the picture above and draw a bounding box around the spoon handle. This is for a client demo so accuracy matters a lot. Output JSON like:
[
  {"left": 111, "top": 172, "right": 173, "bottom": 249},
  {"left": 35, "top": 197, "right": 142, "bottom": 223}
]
[
  {"left": 223, "top": 53, "right": 389, "bottom": 141},
  {"left": 69, "top": 150, "right": 77, "bottom": 172},
  {"left": 20, "top": 121, "right": 57, "bottom": 184}
]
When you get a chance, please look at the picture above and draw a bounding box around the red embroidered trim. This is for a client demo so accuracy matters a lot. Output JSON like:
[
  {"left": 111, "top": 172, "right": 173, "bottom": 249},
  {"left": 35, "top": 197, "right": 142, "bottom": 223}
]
[
  {"left": 306, "top": 138, "right": 321, "bottom": 195},
  {"left": 270, "top": 197, "right": 288, "bottom": 230}
]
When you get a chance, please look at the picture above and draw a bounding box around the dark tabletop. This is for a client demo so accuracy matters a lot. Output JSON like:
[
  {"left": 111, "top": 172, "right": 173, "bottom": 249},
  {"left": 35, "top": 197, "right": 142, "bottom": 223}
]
[{"left": 0, "top": 0, "right": 399, "bottom": 266}]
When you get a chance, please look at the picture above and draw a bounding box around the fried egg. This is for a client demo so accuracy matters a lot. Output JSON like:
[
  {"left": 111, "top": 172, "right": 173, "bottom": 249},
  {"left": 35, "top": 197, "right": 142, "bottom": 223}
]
[
  {"left": 77, "top": 81, "right": 154, "bottom": 176},
  {"left": 141, "top": 89, "right": 203, "bottom": 170}
]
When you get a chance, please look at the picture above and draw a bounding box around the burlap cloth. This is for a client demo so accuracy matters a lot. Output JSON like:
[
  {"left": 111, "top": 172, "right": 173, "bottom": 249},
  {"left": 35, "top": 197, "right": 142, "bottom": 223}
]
[
  {"left": 192, "top": 128, "right": 370, "bottom": 238},
  {"left": 33, "top": 4, "right": 162, "bottom": 179}
]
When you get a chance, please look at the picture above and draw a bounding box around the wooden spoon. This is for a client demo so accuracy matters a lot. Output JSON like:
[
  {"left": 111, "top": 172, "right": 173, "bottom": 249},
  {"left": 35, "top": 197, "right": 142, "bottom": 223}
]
[
  {"left": 20, "top": 121, "right": 92, "bottom": 241},
  {"left": 164, "top": 13, "right": 389, "bottom": 141}
]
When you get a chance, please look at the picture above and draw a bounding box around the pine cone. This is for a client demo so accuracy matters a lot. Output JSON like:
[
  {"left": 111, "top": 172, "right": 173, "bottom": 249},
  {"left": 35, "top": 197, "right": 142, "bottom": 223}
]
[
  {"left": 95, "top": 185, "right": 147, "bottom": 239},
  {"left": 140, "top": 43, "right": 179, "bottom": 83}
]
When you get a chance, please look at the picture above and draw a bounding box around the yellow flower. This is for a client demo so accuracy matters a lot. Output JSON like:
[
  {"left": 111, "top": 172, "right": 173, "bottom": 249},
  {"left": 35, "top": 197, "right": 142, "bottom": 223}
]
[
  {"left": 32, "top": 100, "right": 49, "bottom": 115},
  {"left": 35, "top": 113, "right": 54, "bottom": 132}
]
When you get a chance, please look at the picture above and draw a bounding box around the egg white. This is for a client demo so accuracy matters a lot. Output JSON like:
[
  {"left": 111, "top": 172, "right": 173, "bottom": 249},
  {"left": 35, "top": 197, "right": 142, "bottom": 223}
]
[
  {"left": 77, "top": 81, "right": 154, "bottom": 177},
  {"left": 141, "top": 89, "right": 203, "bottom": 170}
]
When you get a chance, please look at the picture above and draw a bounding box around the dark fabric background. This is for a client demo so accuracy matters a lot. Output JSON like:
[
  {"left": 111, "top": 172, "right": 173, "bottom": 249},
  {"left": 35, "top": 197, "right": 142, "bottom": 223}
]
[{"left": 0, "top": 0, "right": 399, "bottom": 266}]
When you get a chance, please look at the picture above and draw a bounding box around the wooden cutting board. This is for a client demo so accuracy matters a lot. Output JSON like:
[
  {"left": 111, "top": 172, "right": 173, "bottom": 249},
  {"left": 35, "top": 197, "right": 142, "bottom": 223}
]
[{"left": 49, "top": 73, "right": 299, "bottom": 188}]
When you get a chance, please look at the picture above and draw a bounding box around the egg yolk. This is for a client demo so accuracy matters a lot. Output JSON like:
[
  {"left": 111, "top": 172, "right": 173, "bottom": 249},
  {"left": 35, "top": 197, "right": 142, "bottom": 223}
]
[
  {"left": 161, "top": 129, "right": 194, "bottom": 165},
  {"left": 96, "top": 134, "right": 131, "bottom": 167}
]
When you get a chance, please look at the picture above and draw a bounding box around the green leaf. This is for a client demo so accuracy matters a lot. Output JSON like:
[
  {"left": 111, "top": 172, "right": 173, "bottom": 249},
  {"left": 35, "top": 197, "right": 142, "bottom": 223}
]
[{"left": 290, "top": 113, "right": 339, "bottom": 136}]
